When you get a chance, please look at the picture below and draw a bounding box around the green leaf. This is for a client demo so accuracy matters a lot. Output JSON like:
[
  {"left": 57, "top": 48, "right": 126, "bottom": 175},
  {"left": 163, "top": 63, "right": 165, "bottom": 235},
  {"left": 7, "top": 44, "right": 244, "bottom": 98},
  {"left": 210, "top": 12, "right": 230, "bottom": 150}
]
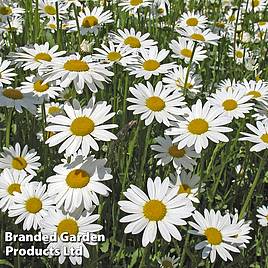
[{"left": 0, "top": 259, "right": 14, "bottom": 268}]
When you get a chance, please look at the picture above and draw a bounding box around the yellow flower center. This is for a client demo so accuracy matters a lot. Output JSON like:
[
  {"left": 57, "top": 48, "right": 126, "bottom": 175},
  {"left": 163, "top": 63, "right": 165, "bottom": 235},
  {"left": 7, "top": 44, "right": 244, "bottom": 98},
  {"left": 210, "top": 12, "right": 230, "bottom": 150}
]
[
  {"left": 188, "top": 119, "right": 209, "bottom": 135},
  {"left": 247, "top": 90, "right": 261, "bottom": 98},
  {"left": 48, "top": 106, "right": 61, "bottom": 115},
  {"left": 191, "top": 33, "right": 205, "bottom": 41},
  {"left": 252, "top": 0, "right": 260, "bottom": 7},
  {"left": 130, "top": 0, "right": 143, "bottom": 6},
  {"left": 143, "top": 60, "right": 160, "bottom": 71},
  {"left": 180, "top": 48, "right": 193, "bottom": 58},
  {"left": 146, "top": 96, "right": 165, "bottom": 111},
  {"left": 3, "top": 88, "right": 23, "bottom": 100},
  {"left": 228, "top": 15, "right": 236, "bottom": 22},
  {"left": 222, "top": 99, "right": 238, "bottom": 111},
  {"left": 33, "top": 80, "right": 49, "bottom": 92},
  {"left": 34, "top": 52, "right": 52, "bottom": 62},
  {"left": 12, "top": 157, "right": 27, "bottom": 170},
  {"left": 258, "top": 21, "right": 266, "bottom": 26},
  {"left": 143, "top": 200, "right": 167, "bottom": 221},
  {"left": 57, "top": 219, "right": 79, "bottom": 237},
  {"left": 261, "top": 134, "right": 268, "bottom": 143},
  {"left": 157, "top": 7, "right": 164, "bottom": 14},
  {"left": 48, "top": 23, "right": 57, "bottom": 29},
  {"left": 235, "top": 50, "right": 243, "bottom": 58},
  {"left": 215, "top": 21, "right": 225, "bottom": 28},
  {"left": 25, "top": 197, "right": 42, "bottom": 214},
  {"left": 161, "top": 260, "right": 174, "bottom": 268},
  {"left": 168, "top": 145, "right": 185, "bottom": 158},
  {"left": 7, "top": 183, "right": 21, "bottom": 195},
  {"left": 178, "top": 184, "right": 191, "bottom": 194},
  {"left": 82, "top": 16, "right": 98, "bottom": 28},
  {"left": 66, "top": 169, "right": 90, "bottom": 188},
  {"left": 124, "top": 36, "right": 141, "bottom": 48},
  {"left": 70, "top": 117, "right": 95, "bottom": 136},
  {"left": 64, "top": 59, "right": 89, "bottom": 72},
  {"left": 107, "top": 52, "right": 122, "bottom": 61},
  {"left": 0, "top": 6, "right": 12, "bottom": 15},
  {"left": 44, "top": 5, "right": 56, "bottom": 15},
  {"left": 204, "top": 227, "right": 222, "bottom": 245},
  {"left": 186, "top": 17, "right": 198, "bottom": 26}
]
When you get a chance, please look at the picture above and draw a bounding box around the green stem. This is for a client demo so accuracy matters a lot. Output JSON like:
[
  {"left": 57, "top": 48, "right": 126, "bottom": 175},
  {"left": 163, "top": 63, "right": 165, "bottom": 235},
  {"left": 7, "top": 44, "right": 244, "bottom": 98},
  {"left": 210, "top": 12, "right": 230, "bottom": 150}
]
[
  {"left": 183, "top": 42, "right": 197, "bottom": 97},
  {"left": 5, "top": 108, "right": 13, "bottom": 147},
  {"left": 179, "top": 233, "right": 190, "bottom": 268},
  {"left": 239, "top": 151, "right": 267, "bottom": 219}
]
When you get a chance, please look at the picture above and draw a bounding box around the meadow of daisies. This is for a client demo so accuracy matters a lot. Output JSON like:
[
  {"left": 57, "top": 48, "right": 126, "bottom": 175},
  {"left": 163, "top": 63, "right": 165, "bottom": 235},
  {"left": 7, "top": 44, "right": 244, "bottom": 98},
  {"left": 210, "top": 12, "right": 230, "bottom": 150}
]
[{"left": 0, "top": 0, "right": 268, "bottom": 267}]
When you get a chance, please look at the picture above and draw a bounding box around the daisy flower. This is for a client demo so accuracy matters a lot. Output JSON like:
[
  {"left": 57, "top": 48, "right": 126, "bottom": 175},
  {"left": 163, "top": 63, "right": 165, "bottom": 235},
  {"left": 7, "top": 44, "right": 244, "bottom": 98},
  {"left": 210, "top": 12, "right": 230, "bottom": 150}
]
[
  {"left": 239, "top": 120, "right": 268, "bottom": 152},
  {"left": 11, "top": 42, "right": 66, "bottom": 71},
  {"left": 255, "top": 21, "right": 268, "bottom": 32},
  {"left": 119, "top": 0, "right": 153, "bottom": 13},
  {"left": 0, "top": 16, "right": 23, "bottom": 35},
  {"left": 69, "top": 6, "right": 113, "bottom": 35},
  {"left": 0, "top": 1, "right": 24, "bottom": 19},
  {"left": 93, "top": 41, "right": 138, "bottom": 66},
  {"left": 151, "top": 135, "right": 200, "bottom": 170},
  {"left": 20, "top": 75, "right": 64, "bottom": 101},
  {"left": 207, "top": 87, "right": 253, "bottom": 119},
  {"left": 128, "top": 46, "right": 175, "bottom": 80},
  {"left": 0, "top": 169, "right": 33, "bottom": 212},
  {"left": 230, "top": 214, "right": 252, "bottom": 248},
  {"left": 163, "top": 66, "right": 202, "bottom": 96},
  {"left": 0, "top": 57, "right": 17, "bottom": 88},
  {"left": 41, "top": 207, "right": 103, "bottom": 265},
  {"left": 0, "top": 87, "right": 38, "bottom": 114},
  {"left": 47, "top": 154, "right": 112, "bottom": 213},
  {"left": 169, "top": 37, "right": 207, "bottom": 64},
  {"left": 127, "top": 81, "right": 185, "bottom": 126},
  {"left": 217, "top": 79, "right": 236, "bottom": 91},
  {"left": 228, "top": 45, "right": 249, "bottom": 64},
  {"left": 62, "top": 0, "right": 82, "bottom": 8},
  {"left": 118, "top": 177, "right": 195, "bottom": 247},
  {"left": 177, "top": 28, "right": 221, "bottom": 46},
  {"left": 189, "top": 209, "right": 241, "bottom": 263},
  {"left": 169, "top": 170, "right": 204, "bottom": 203},
  {"left": 158, "top": 254, "right": 179, "bottom": 268},
  {"left": 152, "top": 0, "right": 170, "bottom": 17},
  {"left": 256, "top": 205, "right": 268, "bottom": 226},
  {"left": 165, "top": 100, "right": 232, "bottom": 153},
  {"left": 8, "top": 182, "right": 55, "bottom": 230},
  {"left": 176, "top": 11, "right": 208, "bottom": 29},
  {"left": 38, "top": 0, "right": 67, "bottom": 19},
  {"left": 235, "top": 80, "right": 268, "bottom": 104},
  {"left": 110, "top": 28, "right": 157, "bottom": 50},
  {"left": 36, "top": 102, "right": 64, "bottom": 122},
  {"left": 0, "top": 143, "right": 41, "bottom": 176},
  {"left": 45, "top": 98, "right": 117, "bottom": 156},
  {"left": 243, "top": 0, "right": 267, "bottom": 12},
  {"left": 42, "top": 53, "right": 113, "bottom": 94}
]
